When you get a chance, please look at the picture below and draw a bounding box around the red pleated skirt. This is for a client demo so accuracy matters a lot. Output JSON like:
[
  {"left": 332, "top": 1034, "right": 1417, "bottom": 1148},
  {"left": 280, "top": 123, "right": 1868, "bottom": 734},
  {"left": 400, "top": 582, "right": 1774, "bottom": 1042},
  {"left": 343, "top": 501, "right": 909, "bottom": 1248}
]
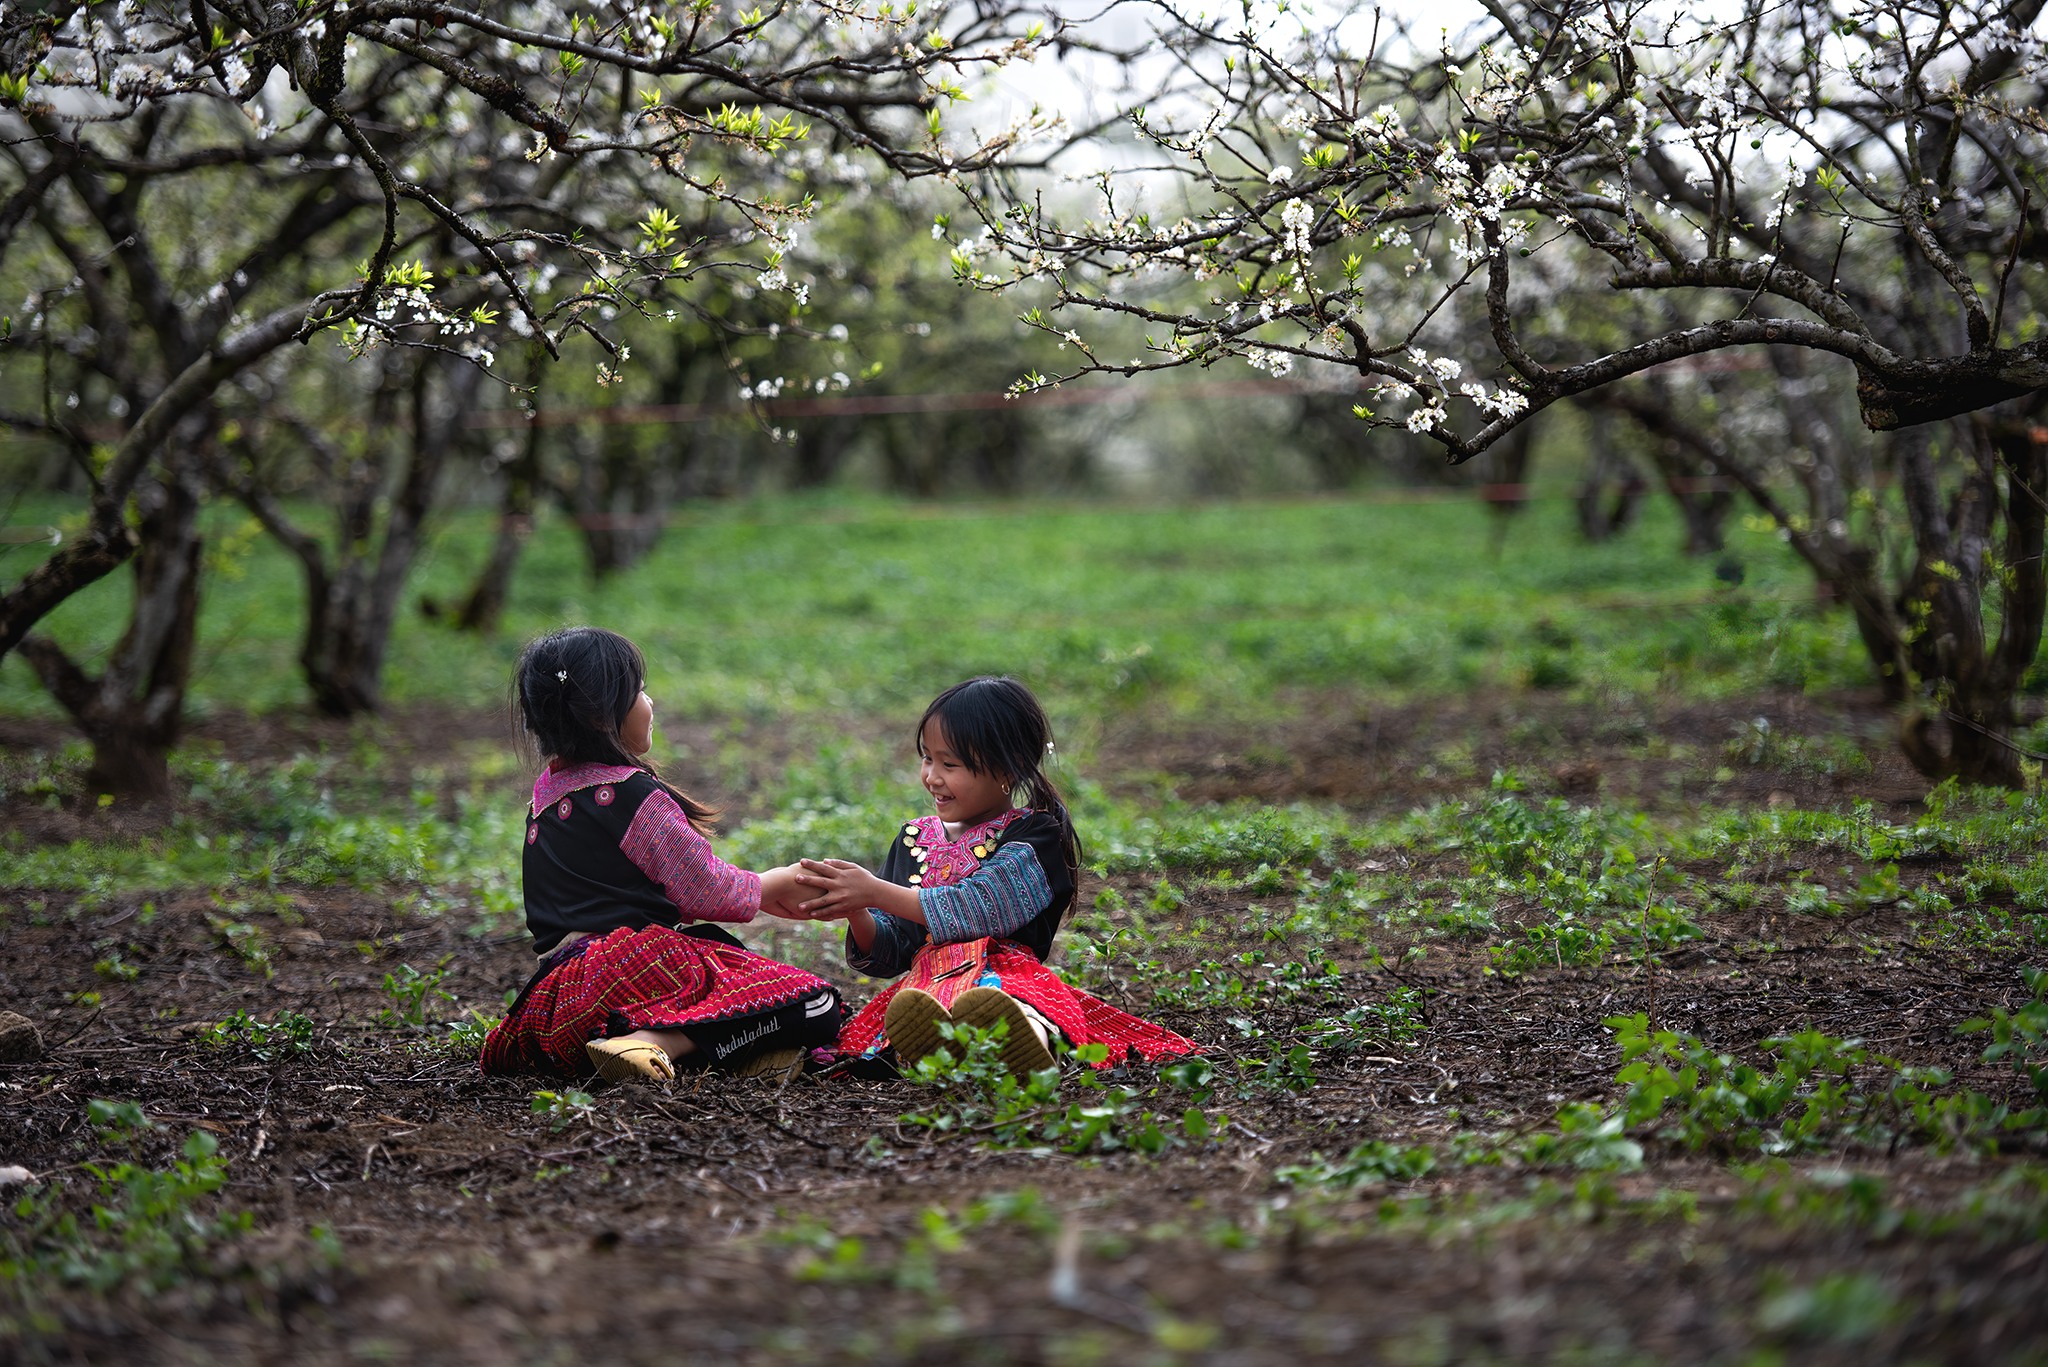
[
  {"left": 838, "top": 936, "right": 1199, "bottom": 1068},
  {"left": 481, "top": 924, "right": 836, "bottom": 1078}
]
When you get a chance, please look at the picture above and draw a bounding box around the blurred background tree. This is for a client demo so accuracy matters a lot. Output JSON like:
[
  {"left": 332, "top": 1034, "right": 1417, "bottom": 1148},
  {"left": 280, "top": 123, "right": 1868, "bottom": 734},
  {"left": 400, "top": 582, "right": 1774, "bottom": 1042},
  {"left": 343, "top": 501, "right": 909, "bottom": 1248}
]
[
  {"left": 7, "top": 0, "right": 2046, "bottom": 792},
  {"left": 955, "top": 0, "right": 2048, "bottom": 784},
  {"left": 0, "top": 0, "right": 1062, "bottom": 791}
]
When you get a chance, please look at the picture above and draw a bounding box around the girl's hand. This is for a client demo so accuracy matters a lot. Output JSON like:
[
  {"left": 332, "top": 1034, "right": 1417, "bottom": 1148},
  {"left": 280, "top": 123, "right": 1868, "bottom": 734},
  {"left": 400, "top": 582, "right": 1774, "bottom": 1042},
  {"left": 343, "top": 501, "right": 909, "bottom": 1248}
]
[
  {"left": 792, "top": 858, "right": 881, "bottom": 920},
  {"left": 757, "top": 864, "right": 808, "bottom": 919}
]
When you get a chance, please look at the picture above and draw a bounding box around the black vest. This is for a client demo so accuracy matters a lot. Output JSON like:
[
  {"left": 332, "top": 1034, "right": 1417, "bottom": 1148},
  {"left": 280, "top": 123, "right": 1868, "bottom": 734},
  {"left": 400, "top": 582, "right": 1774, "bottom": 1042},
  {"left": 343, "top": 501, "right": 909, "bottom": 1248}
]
[{"left": 524, "top": 771, "right": 687, "bottom": 955}]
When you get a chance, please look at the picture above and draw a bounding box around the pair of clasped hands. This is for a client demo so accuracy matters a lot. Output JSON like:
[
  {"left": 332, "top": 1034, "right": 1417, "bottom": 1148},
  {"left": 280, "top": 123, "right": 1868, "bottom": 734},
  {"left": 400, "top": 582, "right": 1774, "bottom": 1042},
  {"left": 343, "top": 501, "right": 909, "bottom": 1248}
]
[{"left": 758, "top": 858, "right": 887, "bottom": 923}]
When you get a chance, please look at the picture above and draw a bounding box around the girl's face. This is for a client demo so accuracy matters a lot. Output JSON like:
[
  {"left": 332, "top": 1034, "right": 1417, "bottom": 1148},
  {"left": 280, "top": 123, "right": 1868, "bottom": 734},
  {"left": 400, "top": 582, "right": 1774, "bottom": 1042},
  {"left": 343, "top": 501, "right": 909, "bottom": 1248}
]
[
  {"left": 620, "top": 688, "right": 654, "bottom": 758},
  {"left": 919, "top": 719, "right": 1011, "bottom": 827}
]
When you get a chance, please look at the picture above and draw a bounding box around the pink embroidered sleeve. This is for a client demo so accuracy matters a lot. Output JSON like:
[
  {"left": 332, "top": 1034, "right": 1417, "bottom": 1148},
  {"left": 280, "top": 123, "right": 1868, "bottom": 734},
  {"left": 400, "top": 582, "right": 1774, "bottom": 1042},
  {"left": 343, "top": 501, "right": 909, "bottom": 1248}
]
[{"left": 620, "top": 787, "right": 761, "bottom": 922}]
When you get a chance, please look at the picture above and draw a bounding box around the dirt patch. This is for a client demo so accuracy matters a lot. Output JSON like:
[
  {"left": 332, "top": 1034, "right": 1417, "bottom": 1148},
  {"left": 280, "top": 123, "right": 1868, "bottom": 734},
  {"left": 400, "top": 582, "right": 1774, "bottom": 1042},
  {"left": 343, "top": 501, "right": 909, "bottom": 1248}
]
[
  {"left": 1095, "top": 687, "right": 1930, "bottom": 815},
  {"left": 4, "top": 698, "right": 2044, "bottom": 1364},
  {"left": 4, "top": 896, "right": 2038, "bottom": 1365}
]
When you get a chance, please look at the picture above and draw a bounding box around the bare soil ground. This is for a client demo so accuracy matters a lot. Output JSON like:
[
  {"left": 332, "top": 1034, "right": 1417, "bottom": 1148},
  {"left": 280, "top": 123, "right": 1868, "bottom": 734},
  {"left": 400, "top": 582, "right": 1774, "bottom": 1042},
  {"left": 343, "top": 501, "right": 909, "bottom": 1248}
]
[{"left": 4, "top": 692, "right": 2045, "bottom": 1365}]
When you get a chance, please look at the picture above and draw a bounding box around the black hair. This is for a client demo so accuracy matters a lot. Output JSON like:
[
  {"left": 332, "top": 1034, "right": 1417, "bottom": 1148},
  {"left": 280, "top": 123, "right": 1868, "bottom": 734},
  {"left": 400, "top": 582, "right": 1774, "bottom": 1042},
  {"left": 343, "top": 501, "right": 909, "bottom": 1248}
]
[
  {"left": 918, "top": 676, "right": 1079, "bottom": 878},
  {"left": 513, "top": 626, "right": 716, "bottom": 829}
]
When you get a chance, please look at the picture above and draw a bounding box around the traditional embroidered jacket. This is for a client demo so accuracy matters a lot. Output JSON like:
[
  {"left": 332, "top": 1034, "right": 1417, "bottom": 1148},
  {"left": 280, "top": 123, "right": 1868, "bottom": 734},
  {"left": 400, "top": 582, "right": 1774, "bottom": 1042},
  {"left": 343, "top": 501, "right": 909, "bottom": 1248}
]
[
  {"left": 480, "top": 761, "right": 840, "bottom": 1078},
  {"left": 836, "top": 807, "right": 1198, "bottom": 1067},
  {"left": 845, "top": 809, "right": 1073, "bottom": 975},
  {"left": 523, "top": 762, "right": 759, "bottom": 954}
]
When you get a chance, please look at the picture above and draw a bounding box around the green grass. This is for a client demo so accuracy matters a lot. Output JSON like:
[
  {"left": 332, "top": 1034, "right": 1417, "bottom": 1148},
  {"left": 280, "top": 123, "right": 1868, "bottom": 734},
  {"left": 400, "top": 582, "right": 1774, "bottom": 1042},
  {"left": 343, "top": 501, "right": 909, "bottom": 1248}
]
[
  {"left": 0, "top": 491, "right": 1865, "bottom": 725},
  {"left": 11, "top": 487, "right": 2048, "bottom": 1362},
  {"left": 0, "top": 749, "right": 522, "bottom": 917},
  {"left": 14, "top": 737, "right": 2048, "bottom": 984}
]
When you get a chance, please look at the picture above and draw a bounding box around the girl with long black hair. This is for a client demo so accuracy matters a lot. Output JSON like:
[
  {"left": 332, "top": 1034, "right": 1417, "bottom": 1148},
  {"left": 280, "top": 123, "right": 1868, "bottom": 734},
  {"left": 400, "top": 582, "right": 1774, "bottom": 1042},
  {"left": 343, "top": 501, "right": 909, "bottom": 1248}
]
[
  {"left": 792, "top": 676, "right": 1197, "bottom": 1078},
  {"left": 479, "top": 627, "right": 841, "bottom": 1084}
]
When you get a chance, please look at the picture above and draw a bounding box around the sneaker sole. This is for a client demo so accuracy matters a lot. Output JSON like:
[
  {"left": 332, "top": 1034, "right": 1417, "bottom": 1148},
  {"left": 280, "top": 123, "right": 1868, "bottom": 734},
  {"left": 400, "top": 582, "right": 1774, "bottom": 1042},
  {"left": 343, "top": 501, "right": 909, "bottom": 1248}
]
[
  {"left": 884, "top": 988, "right": 950, "bottom": 1069},
  {"left": 950, "top": 987, "right": 1056, "bottom": 1079}
]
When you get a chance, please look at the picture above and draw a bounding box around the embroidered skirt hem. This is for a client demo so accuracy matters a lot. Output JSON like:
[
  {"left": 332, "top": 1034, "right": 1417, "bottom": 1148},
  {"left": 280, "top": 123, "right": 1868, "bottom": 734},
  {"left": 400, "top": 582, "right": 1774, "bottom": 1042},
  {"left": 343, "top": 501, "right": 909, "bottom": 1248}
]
[
  {"left": 836, "top": 937, "right": 1198, "bottom": 1068},
  {"left": 480, "top": 923, "right": 840, "bottom": 1078}
]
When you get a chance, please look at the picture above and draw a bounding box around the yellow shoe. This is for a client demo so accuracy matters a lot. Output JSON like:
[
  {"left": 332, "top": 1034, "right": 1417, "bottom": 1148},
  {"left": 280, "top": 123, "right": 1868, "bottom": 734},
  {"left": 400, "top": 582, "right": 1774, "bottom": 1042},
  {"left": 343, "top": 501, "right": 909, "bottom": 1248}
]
[
  {"left": 949, "top": 987, "right": 1056, "bottom": 1079},
  {"left": 883, "top": 987, "right": 950, "bottom": 1071},
  {"left": 586, "top": 1037, "right": 676, "bottom": 1084},
  {"left": 731, "top": 1047, "right": 805, "bottom": 1083}
]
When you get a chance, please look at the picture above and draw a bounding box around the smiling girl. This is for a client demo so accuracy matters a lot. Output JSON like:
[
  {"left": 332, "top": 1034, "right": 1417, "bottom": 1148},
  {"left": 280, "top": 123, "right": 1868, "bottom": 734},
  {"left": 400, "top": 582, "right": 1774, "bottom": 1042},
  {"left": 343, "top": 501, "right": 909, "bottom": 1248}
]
[{"left": 792, "top": 676, "right": 1197, "bottom": 1078}]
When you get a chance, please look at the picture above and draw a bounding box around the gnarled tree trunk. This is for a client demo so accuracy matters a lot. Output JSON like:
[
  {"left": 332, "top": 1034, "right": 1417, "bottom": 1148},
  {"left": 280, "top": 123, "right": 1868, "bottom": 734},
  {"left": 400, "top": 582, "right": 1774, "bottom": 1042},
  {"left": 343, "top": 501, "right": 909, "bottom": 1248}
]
[
  {"left": 220, "top": 355, "right": 479, "bottom": 715},
  {"left": 1716, "top": 390, "right": 2046, "bottom": 786},
  {"left": 1575, "top": 411, "right": 1647, "bottom": 543},
  {"left": 452, "top": 362, "right": 544, "bottom": 636},
  {"left": 1894, "top": 416, "right": 2047, "bottom": 787},
  {"left": 18, "top": 463, "right": 204, "bottom": 800},
  {"left": 563, "top": 421, "right": 670, "bottom": 581}
]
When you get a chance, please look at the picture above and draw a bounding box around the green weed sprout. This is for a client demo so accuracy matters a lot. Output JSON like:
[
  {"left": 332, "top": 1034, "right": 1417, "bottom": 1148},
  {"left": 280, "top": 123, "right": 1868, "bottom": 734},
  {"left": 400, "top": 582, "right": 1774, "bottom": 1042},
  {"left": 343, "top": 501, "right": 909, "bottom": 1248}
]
[
  {"left": 530, "top": 1089, "right": 597, "bottom": 1132},
  {"left": 1, "top": 1101, "right": 250, "bottom": 1308},
  {"left": 774, "top": 1191, "right": 1060, "bottom": 1296},
  {"left": 901, "top": 1020, "right": 1221, "bottom": 1155},
  {"left": 1511, "top": 1009, "right": 2048, "bottom": 1169},
  {"left": 1277, "top": 1139, "right": 1440, "bottom": 1190},
  {"left": 441, "top": 1010, "right": 503, "bottom": 1053},
  {"left": 200, "top": 1009, "right": 317, "bottom": 1061},
  {"left": 1513, "top": 1103, "right": 1645, "bottom": 1171},
  {"left": 1960, "top": 966, "right": 2048, "bottom": 1104},
  {"left": 379, "top": 961, "right": 456, "bottom": 1028}
]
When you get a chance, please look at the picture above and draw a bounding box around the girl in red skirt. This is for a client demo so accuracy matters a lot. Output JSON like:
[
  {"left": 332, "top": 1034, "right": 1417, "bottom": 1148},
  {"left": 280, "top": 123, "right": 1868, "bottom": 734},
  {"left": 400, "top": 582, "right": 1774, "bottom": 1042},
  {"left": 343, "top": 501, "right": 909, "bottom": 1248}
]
[
  {"left": 793, "top": 676, "right": 1197, "bottom": 1078},
  {"left": 480, "top": 627, "right": 840, "bottom": 1085}
]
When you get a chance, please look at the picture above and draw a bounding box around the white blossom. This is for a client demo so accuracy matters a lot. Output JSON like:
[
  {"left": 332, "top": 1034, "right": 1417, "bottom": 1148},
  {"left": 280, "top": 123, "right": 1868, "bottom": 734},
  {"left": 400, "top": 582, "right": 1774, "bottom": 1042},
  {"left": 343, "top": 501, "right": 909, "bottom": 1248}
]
[
  {"left": 1405, "top": 399, "right": 1446, "bottom": 432},
  {"left": 1353, "top": 104, "right": 1404, "bottom": 141},
  {"left": 1245, "top": 347, "right": 1294, "bottom": 377},
  {"left": 1280, "top": 197, "right": 1316, "bottom": 257}
]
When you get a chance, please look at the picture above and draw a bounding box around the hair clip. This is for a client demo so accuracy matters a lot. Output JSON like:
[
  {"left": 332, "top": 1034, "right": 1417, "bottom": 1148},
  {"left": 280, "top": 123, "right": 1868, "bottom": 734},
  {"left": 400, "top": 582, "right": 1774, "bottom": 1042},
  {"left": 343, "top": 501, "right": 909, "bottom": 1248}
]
[
  {"left": 1046, "top": 741, "right": 1056, "bottom": 753},
  {"left": 556, "top": 670, "right": 569, "bottom": 681}
]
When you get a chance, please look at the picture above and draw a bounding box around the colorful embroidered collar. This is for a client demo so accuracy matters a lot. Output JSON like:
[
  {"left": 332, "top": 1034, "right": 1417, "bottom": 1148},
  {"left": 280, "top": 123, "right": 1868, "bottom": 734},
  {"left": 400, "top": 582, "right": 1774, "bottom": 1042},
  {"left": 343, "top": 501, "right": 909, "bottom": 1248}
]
[
  {"left": 898, "top": 808, "right": 1027, "bottom": 888},
  {"left": 532, "top": 762, "right": 642, "bottom": 816}
]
